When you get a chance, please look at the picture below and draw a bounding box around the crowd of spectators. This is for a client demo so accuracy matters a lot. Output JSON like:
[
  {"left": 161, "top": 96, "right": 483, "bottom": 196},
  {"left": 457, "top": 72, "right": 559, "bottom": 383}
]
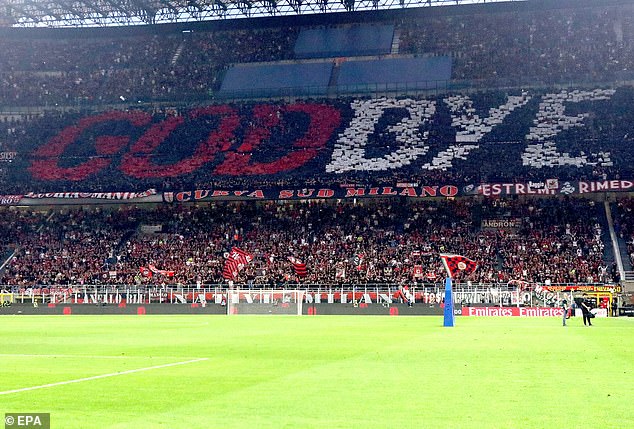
[
  {"left": 1, "top": 2, "right": 634, "bottom": 106},
  {"left": 0, "top": 197, "right": 611, "bottom": 289},
  {"left": 0, "top": 85, "right": 633, "bottom": 195},
  {"left": 0, "top": 3, "right": 629, "bottom": 299},
  {"left": 0, "top": 207, "right": 42, "bottom": 249},
  {"left": 399, "top": 4, "right": 634, "bottom": 85},
  {"left": 0, "top": 27, "right": 297, "bottom": 105},
  {"left": 0, "top": 207, "right": 137, "bottom": 285}
]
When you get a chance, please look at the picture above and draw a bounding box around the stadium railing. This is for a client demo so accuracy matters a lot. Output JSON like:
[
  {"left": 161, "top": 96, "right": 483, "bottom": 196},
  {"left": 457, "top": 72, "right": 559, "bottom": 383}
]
[{"left": 2, "top": 283, "right": 617, "bottom": 307}]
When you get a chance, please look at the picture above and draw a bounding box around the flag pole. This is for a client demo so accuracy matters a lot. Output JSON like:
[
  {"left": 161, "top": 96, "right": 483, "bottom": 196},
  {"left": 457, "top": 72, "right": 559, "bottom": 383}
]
[{"left": 443, "top": 277, "right": 454, "bottom": 327}]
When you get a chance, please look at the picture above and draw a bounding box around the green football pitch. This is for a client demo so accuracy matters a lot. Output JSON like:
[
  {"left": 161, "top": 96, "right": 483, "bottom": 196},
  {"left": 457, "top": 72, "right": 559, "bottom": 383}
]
[{"left": 1, "top": 315, "right": 632, "bottom": 429}]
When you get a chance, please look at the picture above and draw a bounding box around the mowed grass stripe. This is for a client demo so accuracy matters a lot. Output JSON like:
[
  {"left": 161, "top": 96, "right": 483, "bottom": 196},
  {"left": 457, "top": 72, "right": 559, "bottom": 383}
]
[
  {"left": 0, "top": 353, "right": 200, "bottom": 359},
  {"left": 0, "top": 315, "right": 632, "bottom": 429}
]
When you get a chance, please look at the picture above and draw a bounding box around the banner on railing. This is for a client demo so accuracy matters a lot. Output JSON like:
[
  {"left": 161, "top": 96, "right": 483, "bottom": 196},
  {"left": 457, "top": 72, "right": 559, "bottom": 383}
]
[
  {"left": 481, "top": 218, "right": 522, "bottom": 230},
  {"left": 158, "top": 179, "right": 634, "bottom": 203},
  {"left": 541, "top": 284, "right": 622, "bottom": 293},
  {"left": 462, "top": 307, "right": 565, "bottom": 317},
  {"left": 5, "top": 283, "right": 618, "bottom": 307},
  {"left": 24, "top": 189, "right": 157, "bottom": 201},
  {"left": 0, "top": 195, "right": 23, "bottom": 205},
  {"left": 163, "top": 184, "right": 459, "bottom": 203},
  {"left": 0, "top": 190, "right": 160, "bottom": 205},
  {"left": 1, "top": 179, "right": 633, "bottom": 206},
  {"left": 0, "top": 151, "right": 16, "bottom": 162}
]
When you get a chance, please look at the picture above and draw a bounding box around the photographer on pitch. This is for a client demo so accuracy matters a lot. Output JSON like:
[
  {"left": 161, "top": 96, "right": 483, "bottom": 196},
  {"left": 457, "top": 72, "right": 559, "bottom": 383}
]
[{"left": 576, "top": 295, "right": 595, "bottom": 326}]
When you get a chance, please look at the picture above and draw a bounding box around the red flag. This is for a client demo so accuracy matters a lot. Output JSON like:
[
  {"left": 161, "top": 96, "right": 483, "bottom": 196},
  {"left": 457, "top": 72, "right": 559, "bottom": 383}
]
[
  {"left": 508, "top": 279, "right": 531, "bottom": 290},
  {"left": 223, "top": 247, "right": 253, "bottom": 280},
  {"left": 139, "top": 266, "right": 152, "bottom": 278},
  {"left": 222, "top": 259, "right": 240, "bottom": 280},
  {"left": 395, "top": 285, "right": 412, "bottom": 303},
  {"left": 439, "top": 254, "right": 477, "bottom": 279},
  {"left": 148, "top": 264, "right": 175, "bottom": 277},
  {"left": 230, "top": 247, "right": 253, "bottom": 266},
  {"left": 335, "top": 267, "right": 346, "bottom": 279},
  {"left": 288, "top": 257, "right": 307, "bottom": 277},
  {"left": 412, "top": 265, "right": 423, "bottom": 279}
]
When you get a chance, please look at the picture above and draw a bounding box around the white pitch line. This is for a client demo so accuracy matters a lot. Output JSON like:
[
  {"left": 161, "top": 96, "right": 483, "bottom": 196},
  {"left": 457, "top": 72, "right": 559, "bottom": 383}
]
[{"left": 0, "top": 357, "right": 208, "bottom": 396}]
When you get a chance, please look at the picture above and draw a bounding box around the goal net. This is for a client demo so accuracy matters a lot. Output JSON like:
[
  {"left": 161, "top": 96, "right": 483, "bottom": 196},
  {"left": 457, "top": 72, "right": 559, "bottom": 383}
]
[
  {"left": 0, "top": 293, "right": 13, "bottom": 304},
  {"left": 226, "top": 289, "right": 304, "bottom": 315}
]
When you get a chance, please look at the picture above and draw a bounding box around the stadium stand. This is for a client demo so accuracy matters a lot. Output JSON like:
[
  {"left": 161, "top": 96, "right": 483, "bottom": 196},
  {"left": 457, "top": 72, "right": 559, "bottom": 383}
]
[
  {"left": 0, "top": 197, "right": 612, "bottom": 288},
  {"left": 0, "top": 85, "right": 632, "bottom": 194},
  {"left": 0, "top": 27, "right": 297, "bottom": 104},
  {"left": 0, "top": 0, "right": 632, "bottom": 290},
  {"left": 1, "top": 1, "right": 634, "bottom": 105},
  {"left": 398, "top": 2, "right": 634, "bottom": 85}
]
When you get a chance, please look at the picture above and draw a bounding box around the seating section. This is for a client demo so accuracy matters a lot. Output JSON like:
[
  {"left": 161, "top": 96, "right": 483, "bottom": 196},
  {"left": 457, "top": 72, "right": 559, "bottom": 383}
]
[
  {"left": 327, "top": 97, "right": 437, "bottom": 173},
  {"left": 2, "top": 2, "right": 634, "bottom": 291},
  {"left": 445, "top": 92, "right": 531, "bottom": 143},
  {"left": 2, "top": 86, "right": 634, "bottom": 194},
  {"left": 0, "top": 198, "right": 611, "bottom": 287},
  {"left": 0, "top": 27, "right": 297, "bottom": 105},
  {"left": 522, "top": 89, "right": 616, "bottom": 168},
  {"left": 1, "top": 1, "right": 634, "bottom": 105},
  {"left": 1, "top": 208, "right": 137, "bottom": 285},
  {"left": 398, "top": 5, "right": 633, "bottom": 84}
]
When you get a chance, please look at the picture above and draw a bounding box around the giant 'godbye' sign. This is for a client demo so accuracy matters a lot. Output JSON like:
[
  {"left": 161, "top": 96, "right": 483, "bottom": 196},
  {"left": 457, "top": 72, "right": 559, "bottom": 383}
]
[
  {"left": 21, "top": 87, "right": 633, "bottom": 187},
  {"left": 27, "top": 104, "right": 340, "bottom": 181}
]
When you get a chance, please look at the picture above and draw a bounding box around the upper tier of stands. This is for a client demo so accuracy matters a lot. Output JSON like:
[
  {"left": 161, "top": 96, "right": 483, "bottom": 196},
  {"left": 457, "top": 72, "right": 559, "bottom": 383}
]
[{"left": 0, "top": 0, "right": 633, "bottom": 105}]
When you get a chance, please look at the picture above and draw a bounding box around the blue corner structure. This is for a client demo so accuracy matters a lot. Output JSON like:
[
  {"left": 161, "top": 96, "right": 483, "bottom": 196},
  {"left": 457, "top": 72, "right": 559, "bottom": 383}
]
[{"left": 443, "top": 277, "right": 454, "bottom": 327}]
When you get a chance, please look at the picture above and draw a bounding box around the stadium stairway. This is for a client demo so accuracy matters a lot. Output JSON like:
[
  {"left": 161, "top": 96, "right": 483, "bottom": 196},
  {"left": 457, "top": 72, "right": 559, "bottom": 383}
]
[
  {"left": 617, "top": 236, "right": 633, "bottom": 272},
  {"left": 327, "top": 61, "right": 341, "bottom": 95},
  {"left": 601, "top": 202, "right": 616, "bottom": 265},
  {"left": 171, "top": 40, "right": 186, "bottom": 66},
  {"left": 618, "top": 229, "right": 634, "bottom": 290},
  {"left": 0, "top": 210, "right": 53, "bottom": 278},
  {"left": 605, "top": 201, "right": 631, "bottom": 290},
  {"left": 391, "top": 28, "right": 401, "bottom": 55},
  {"left": 101, "top": 221, "right": 141, "bottom": 272},
  {"left": 0, "top": 246, "right": 17, "bottom": 277},
  {"left": 495, "top": 253, "right": 505, "bottom": 273},
  {"left": 117, "top": 227, "right": 138, "bottom": 252}
]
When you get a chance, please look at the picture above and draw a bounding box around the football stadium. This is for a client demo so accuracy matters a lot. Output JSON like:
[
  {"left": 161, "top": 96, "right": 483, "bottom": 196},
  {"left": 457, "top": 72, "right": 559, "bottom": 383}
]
[{"left": 1, "top": 0, "right": 634, "bottom": 427}]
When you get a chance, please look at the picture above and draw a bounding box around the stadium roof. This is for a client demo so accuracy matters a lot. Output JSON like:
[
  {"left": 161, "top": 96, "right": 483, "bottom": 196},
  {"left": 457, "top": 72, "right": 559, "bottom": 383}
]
[{"left": 0, "top": 0, "right": 520, "bottom": 28}]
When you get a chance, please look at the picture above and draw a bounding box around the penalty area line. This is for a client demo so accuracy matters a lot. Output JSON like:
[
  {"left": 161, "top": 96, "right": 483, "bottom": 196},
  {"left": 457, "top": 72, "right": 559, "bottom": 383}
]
[{"left": 0, "top": 357, "right": 209, "bottom": 396}]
